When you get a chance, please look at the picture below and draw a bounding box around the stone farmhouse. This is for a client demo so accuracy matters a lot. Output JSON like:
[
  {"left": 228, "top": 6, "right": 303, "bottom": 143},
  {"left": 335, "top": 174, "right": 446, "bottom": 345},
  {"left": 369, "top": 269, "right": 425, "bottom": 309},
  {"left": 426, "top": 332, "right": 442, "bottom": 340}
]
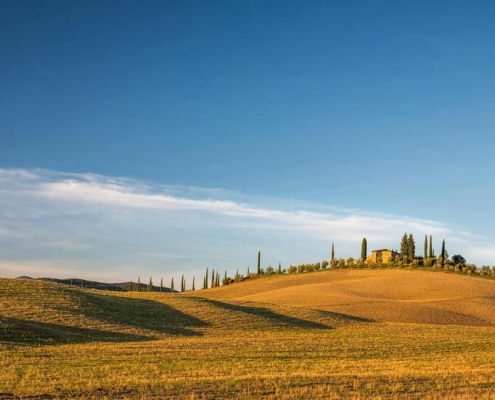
[{"left": 366, "top": 249, "right": 400, "bottom": 264}]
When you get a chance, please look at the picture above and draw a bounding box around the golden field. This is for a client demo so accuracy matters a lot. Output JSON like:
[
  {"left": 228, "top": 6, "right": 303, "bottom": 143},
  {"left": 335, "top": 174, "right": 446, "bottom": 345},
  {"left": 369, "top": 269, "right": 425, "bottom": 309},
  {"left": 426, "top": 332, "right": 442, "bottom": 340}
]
[{"left": 2, "top": 268, "right": 495, "bottom": 398}]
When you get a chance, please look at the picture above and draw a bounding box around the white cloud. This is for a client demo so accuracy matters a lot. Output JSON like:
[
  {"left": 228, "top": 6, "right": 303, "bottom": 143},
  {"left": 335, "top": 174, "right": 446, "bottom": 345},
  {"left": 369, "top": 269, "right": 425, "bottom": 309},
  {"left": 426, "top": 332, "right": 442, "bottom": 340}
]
[
  {"left": 0, "top": 168, "right": 39, "bottom": 183},
  {"left": 0, "top": 167, "right": 491, "bottom": 281},
  {"left": 29, "top": 172, "right": 455, "bottom": 241}
]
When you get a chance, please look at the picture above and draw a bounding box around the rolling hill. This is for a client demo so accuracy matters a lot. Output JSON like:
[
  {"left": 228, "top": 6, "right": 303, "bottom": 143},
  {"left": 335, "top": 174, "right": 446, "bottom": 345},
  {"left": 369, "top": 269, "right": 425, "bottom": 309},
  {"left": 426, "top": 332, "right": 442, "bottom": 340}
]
[
  {"left": 190, "top": 269, "right": 495, "bottom": 327},
  {"left": 3, "top": 268, "right": 495, "bottom": 346},
  {"left": 3, "top": 268, "right": 495, "bottom": 398}
]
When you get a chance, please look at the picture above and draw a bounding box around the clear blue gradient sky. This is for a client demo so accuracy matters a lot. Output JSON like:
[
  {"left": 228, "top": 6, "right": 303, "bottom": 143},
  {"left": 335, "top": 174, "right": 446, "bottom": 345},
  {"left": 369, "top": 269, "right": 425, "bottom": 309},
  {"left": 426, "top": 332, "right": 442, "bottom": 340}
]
[{"left": 1, "top": 1, "right": 494, "bottom": 282}]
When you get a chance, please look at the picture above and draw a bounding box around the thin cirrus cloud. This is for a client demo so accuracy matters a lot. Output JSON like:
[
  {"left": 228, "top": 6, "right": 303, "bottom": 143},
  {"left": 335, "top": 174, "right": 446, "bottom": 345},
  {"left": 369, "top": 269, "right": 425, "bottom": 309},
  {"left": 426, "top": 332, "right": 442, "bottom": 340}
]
[
  {"left": 46, "top": 241, "right": 93, "bottom": 251},
  {"left": 0, "top": 168, "right": 489, "bottom": 281},
  {"left": 35, "top": 172, "right": 446, "bottom": 235}
]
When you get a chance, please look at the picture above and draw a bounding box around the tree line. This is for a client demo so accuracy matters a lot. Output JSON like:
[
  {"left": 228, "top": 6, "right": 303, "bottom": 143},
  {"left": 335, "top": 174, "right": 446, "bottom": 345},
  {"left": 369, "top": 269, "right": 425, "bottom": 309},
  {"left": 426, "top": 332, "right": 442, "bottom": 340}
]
[{"left": 123, "top": 234, "right": 495, "bottom": 293}]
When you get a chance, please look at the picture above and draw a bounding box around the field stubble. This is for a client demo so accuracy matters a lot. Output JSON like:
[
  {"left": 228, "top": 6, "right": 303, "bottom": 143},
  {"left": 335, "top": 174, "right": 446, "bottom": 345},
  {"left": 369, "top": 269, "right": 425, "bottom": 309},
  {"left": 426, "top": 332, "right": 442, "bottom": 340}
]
[{"left": 2, "top": 270, "right": 495, "bottom": 398}]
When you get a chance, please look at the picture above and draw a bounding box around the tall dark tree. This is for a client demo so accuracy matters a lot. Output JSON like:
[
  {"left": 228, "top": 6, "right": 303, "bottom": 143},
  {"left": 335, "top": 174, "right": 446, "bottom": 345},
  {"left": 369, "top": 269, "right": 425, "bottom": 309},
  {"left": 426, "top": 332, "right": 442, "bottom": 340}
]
[
  {"left": 257, "top": 251, "right": 261, "bottom": 275},
  {"left": 361, "top": 238, "right": 367, "bottom": 261},
  {"left": 128, "top": 280, "right": 133, "bottom": 292},
  {"left": 331, "top": 243, "right": 335, "bottom": 261},
  {"left": 181, "top": 274, "right": 185, "bottom": 292},
  {"left": 192, "top": 277, "right": 195, "bottom": 291},
  {"left": 211, "top": 269, "right": 215, "bottom": 288},
  {"left": 424, "top": 235, "right": 428, "bottom": 259},
  {"left": 429, "top": 235, "right": 434, "bottom": 258},
  {"left": 148, "top": 276, "right": 153, "bottom": 292},
  {"left": 137, "top": 276, "right": 141, "bottom": 292},
  {"left": 407, "top": 234, "right": 415, "bottom": 263},
  {"left": 216, "top": 271, "right": 220, "bottom": 287},
  {"left": 400, "top": 233, "right": 408, "bottom": 259},
  {"left": 278, "top": 262, "right": 282, "bottom": 274},
  {"left": 204, "top": 268, "right": 209, "bottom": 289},
  {"left": 160, "top": 277, "right": 163, "bottom": 293},
  {"left": 441, "top": 239, "right": 446, "bottom": 268},
  {"left": 170, "top": 277, "right": 174, "bottom": 293}
]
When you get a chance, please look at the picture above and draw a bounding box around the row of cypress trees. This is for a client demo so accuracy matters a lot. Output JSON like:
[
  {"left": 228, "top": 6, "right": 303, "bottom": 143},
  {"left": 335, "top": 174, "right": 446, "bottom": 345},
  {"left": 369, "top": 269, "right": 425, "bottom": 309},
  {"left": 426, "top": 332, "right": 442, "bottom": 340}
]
[{"left": 128, "top": 236, "right": 451, "bottom": 293}]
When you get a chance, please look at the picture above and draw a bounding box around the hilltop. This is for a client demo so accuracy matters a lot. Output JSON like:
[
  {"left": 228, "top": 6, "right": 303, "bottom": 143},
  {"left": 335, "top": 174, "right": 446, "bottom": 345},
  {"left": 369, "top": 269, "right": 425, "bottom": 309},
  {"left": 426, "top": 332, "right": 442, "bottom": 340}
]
[{"left": 191, "top": 268, "right": 495, "bottom": 326}]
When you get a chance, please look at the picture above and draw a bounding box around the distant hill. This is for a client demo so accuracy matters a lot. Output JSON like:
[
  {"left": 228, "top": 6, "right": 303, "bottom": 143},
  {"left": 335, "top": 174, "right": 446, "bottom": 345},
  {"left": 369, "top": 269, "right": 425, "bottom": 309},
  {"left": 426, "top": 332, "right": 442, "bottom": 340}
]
[{"left": 16, "top": 277, "right": 173, "bottom": 292}]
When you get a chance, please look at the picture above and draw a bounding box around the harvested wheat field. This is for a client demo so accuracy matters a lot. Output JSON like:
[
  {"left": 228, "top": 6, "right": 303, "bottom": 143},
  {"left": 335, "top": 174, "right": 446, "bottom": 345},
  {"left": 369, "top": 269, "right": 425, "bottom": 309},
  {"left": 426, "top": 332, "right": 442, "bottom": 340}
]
[
  {"left": 192, "top": 269, "right": 495, "bottom": 326},
  {"left": 3, "top": 269, "right": 495, "bottom": 399}
]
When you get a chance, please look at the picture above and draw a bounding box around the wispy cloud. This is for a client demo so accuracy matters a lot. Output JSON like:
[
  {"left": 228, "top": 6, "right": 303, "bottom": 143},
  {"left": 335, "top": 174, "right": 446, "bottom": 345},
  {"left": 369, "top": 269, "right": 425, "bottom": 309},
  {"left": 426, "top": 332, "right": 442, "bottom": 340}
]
[
  {"left": 0, "top": 168, "right": 491, "bottom": 281},
  {"left": 45, "top": 241, "right": 92, "bottom": 251}
]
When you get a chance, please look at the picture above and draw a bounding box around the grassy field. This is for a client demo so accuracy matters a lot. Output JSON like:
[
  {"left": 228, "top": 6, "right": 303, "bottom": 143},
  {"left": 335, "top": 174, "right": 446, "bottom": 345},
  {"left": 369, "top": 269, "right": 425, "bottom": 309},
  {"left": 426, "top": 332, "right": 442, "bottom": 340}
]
[{"left": 2, "top": 269, "right": 495, "bottom": 398}]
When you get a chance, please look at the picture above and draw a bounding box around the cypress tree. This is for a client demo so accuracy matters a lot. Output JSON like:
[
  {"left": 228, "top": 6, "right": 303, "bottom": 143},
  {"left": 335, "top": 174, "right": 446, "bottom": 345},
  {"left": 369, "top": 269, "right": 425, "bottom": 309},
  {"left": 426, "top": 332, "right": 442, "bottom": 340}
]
[
  {"left": 204, "top": 268, "right": 209, "bottom": 289},
  {"left": 407, "top": 234, "right": 415, "bottom": 263},
  {"left": 429, "top": 235, "right": 434, "bottom": 258},
  {"left": 278, "top": 262, "right": 282, "bottom": 274},
  {"left": 181, "top": 275, "right": 185, "bottom": 292},
  {"left": 137, "top": 276, "right": 141, "bottom": 292},
  {"left": 424, "top": 235, "right": 428, "bottom": 259},
  {"left": 170, "top": 277, "right": 174, "bottom": 293},
  {"left": 211, "top": 269, "right": 215, "bottom": 288},
  {"left": 400, "top": 233, "right": 408, "bottom": 260},
  {"left": 149, "top": 276, "right": 153, "bottom": 292},
  {"left": 192, "top": 277, "right": 195, "bottom": 291},
  {"left": 257, "top": 251, "right": 261, "bottom": 275},
  {"left": 129, "top": 280, "right": 133, "bottom": 292},
  {"left": 216, "top": 271, "right": 220, "bottom": 287},
  {"left": 361, "top": 238, "right": 367, "bottom": 261},
  {"left": 331, "top": 243, "right": 335, "bottom": 261},
  {"left": 441, "top": 239, "right": 446, "bottom": 268},
  {"left": 247, "top": 267, "right": 250, "bottom": 275},
  {"left": 160, "top": 277, "right": 163, "bottom": 293}
]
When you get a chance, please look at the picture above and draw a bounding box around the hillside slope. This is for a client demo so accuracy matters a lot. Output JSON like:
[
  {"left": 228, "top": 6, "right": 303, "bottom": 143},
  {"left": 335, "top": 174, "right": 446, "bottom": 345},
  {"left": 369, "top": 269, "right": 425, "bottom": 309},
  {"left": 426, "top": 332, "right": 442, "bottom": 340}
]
[
  {"left": 0, "top": 278, "right": 215, "bottom": 345},
  {"left": 0, "top": 278, "right": 339, "bottom": 346},
  {"left": 190, "top": 269, "right": 495, "bottom": 326}
]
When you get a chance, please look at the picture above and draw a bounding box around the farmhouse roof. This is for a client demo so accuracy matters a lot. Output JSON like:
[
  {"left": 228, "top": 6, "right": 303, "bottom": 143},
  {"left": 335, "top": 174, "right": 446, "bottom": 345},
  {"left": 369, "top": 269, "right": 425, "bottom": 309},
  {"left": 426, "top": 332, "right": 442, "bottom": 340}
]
[{"left": 372, "top": 249, "right": 399, "bottom": 252}]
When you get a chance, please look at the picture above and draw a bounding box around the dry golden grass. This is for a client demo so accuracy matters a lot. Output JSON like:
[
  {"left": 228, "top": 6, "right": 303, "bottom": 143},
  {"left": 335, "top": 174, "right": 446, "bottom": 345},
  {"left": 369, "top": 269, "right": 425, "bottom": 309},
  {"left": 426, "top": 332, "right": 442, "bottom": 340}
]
[
  {"left": 2, "top": 270, "right": 495, "bottom": 398},
  {"left": 192, "top": 269, "right": 495, "bottom": 326}
]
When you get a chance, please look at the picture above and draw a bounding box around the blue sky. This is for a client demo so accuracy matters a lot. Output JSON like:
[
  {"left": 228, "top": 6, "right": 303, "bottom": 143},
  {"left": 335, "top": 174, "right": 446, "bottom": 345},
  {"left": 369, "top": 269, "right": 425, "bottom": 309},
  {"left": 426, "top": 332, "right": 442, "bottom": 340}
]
[{"left": 1, "top": 1, "right": 494, "bottom": 283}]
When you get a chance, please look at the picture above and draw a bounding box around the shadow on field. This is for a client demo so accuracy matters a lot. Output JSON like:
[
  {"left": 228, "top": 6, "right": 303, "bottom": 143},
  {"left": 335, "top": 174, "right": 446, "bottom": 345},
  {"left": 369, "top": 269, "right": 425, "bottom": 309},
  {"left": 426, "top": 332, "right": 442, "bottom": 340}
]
[
  {"left": 0, "top": 292, "right": 209, "bottom": 345},
  {"left": 0, "top": 316, "right": 151, "bottom": 345},
  {"left": 73, "top": 292, "right": 209, "bottom": 337},
  {"left": 314, "top": 309, "right": 374, "bottom": 323},
  {"left": 196, "top": 298, "right": 332, "bottom": 329}
]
